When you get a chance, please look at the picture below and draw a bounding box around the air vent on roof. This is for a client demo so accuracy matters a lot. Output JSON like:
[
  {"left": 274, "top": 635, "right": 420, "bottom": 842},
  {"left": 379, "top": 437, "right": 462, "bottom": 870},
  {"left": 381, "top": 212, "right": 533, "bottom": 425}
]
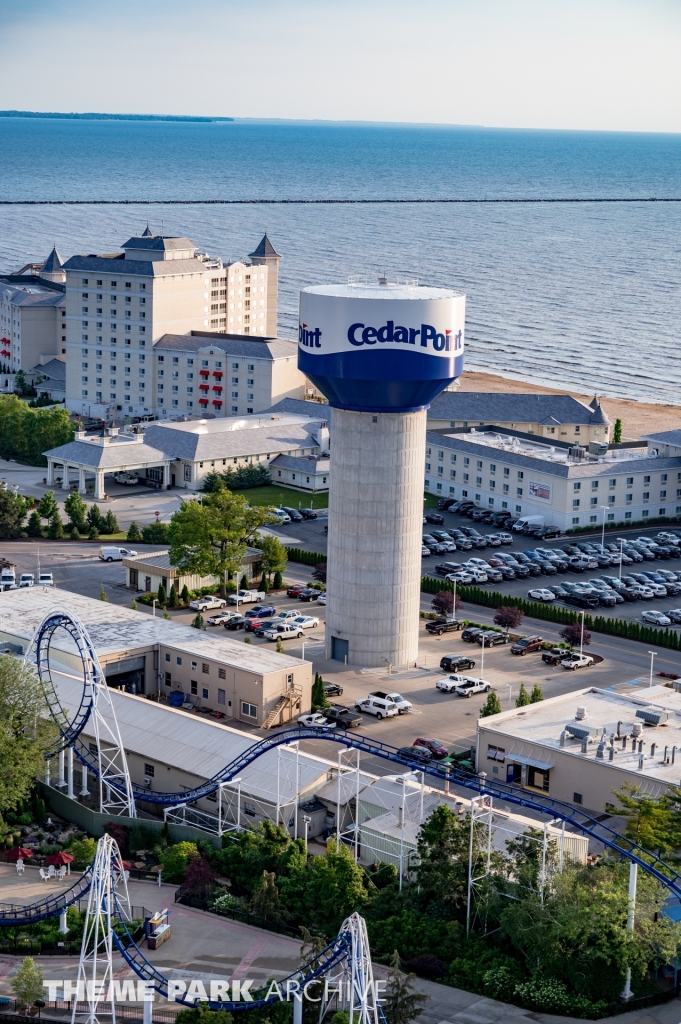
[
  {"left": 565, "top": 723, "right": 599, "bottom": 742},
  {"left": 635, "top": 708, "right": 670, "bottom": 726},
  {"left": 575, "top": 706, "right": 587, "bottom": 720}
]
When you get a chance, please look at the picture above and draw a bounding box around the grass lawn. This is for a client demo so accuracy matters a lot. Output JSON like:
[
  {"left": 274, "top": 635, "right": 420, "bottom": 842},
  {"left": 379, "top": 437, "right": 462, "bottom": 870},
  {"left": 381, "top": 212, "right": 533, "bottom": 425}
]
[
  {"left": 423, "top": 492, "right": 440, "bottom": 508},
  {"left": 244, "top": 485, "right": 329, "bottom": 509}
]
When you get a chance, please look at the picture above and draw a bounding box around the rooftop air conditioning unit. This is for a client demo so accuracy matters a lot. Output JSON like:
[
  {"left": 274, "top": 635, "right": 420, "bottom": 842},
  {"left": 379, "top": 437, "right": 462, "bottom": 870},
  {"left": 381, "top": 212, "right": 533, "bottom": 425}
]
[
  {"left": 589, "top": 441, "right": 609, "bottom": 457},
  {"left": 569, "top": 445, "right": 586, "bottom": 461},
  {"left": 635, "top": 708, "right": 670, "bottom": 727},
  {"left": 565, "top": 723, "right": 599, "bottom": 741}
]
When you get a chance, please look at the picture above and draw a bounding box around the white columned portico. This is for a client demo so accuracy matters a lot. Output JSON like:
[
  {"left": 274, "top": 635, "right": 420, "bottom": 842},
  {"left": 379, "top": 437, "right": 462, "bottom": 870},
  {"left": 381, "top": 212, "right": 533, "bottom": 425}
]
[
  {"left": 79, "top": 467, "right": 87, "bottom": 494},
  {"left": 94, "top": 470, "right": 105, "bottom": 500},
  {"left": 162, "top": 462, "right": 170, "bottom": 489},
  {"left": 61, "top": 464, "right": 70, "bottom": 490},
  {"left": 47, "top": 460, "right": 55, "bottom": 485}
]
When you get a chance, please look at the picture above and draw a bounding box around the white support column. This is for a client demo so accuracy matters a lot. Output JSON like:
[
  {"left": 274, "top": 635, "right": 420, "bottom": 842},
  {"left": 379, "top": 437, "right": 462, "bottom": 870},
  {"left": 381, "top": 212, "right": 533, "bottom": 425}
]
[
  {"left": 80, "top": 763, "right": 90, "bottom": 797},
  {"left": 78, "top": 467, "right": 87, "bottom": 495},
  {"left": 57, "top": 749, "right": 66, "bottom": 788},
  {"left": 61, "top": 464, "right": 70, "bottom": 490},
  {"left": 47, "top": 460, "right": 55, "bottom": 485},
  {"left": 58, "top": 910, "right": 69, "bottom": 935},
  {"left": 67, "top": 746, "right": 74, "bottom": 799},
  {"left": 94, "top": 470, "right": 105, "bottom": 501},
  {"left": 162, "top": 463, "right": 170, "bottom": 489}
]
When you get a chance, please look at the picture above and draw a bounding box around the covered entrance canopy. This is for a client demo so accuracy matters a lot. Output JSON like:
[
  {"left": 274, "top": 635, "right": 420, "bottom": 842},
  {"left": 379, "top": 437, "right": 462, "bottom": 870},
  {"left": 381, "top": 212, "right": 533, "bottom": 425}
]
[{"left": 43, "top": 428, "right": 171, "bottom": 500}]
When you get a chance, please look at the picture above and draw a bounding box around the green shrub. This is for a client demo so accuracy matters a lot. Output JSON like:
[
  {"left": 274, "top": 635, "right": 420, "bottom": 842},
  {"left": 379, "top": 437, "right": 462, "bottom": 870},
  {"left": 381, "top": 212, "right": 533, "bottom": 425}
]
[
  {"left": 159, "top": 841, "right": 200, "bottom": 883},
  {"left": 142, "top": 521, "right": 169, "bottom": 543},
  {"left": 273, "top": 571, "right": 283, "bottom": 589},
  {"left": 285, "top": 547, "right": 326, "bottom": 566},
  {"left": 127, "top": 521, "right": 142, "bottom": 542},
  {"left": 180, "top": 584, "right": 189, "bottom": 604},
  {"left": 67, "top": 837, "right": 97, "bottom": 869}
]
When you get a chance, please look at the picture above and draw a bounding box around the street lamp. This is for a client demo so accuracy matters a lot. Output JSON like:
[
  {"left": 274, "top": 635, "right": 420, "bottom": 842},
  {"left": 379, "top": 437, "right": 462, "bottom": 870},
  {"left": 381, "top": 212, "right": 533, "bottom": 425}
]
[
  {"left": 302, "top": 814, "right": 311, "bottom": 854},
  {"left": 600, "top": 505, "right": 609, "bottom": 550},
  {"left": 619, "top": 537, "right": 624, "bottom": 580},
  {"left": 579, "top": 609, "right": 586, "bottom": 657},
  {"left": 648, "top": 650, "right": 656, "bottom": 688},
  {"left": 152, "top": 599, "right": 157, "bottom": 618}
]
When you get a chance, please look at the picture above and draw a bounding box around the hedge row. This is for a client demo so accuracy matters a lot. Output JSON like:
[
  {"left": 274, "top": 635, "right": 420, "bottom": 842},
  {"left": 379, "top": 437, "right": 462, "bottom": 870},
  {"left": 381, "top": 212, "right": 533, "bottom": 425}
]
[
  {"left": 566, "top": 513, "right": 681, "bottom": 535},
  {"left": 285, "top": 547, "right": 327, "bottom": 566},
  {"left": 421, "top": 576, "right": 681, "bottom": 652}
]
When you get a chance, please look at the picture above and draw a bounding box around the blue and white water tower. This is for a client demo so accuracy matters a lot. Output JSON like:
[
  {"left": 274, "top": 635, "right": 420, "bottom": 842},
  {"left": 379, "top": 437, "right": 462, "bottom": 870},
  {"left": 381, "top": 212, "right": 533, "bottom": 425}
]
[{"left": 299, "top": 280, "right": 465, "bottom": 667}]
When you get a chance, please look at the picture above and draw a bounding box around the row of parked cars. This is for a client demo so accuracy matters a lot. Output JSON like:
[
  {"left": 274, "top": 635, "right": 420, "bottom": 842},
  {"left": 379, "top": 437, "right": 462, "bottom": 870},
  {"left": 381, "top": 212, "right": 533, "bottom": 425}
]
[
  {"left": 272, "top": 506, "right": 323, "bottom": 523},
  {"left": 422, "top": 525, "right": 514, "bottom": 557},
  {"left": 435, "top": 498, "right": 561, "bottom": 539}
]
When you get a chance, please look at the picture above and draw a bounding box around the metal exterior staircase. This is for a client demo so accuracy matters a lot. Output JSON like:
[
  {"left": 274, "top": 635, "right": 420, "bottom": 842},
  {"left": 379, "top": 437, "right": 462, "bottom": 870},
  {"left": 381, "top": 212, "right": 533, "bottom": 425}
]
[{"left": 263, "top": 686, "right": 302, "bottom": 729}]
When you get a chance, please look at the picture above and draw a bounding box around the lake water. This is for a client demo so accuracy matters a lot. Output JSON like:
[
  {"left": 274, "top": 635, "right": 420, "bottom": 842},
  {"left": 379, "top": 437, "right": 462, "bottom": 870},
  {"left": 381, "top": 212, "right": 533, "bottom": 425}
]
[{"left": 1, "top": 117, "right": 680, "bottom": 403}]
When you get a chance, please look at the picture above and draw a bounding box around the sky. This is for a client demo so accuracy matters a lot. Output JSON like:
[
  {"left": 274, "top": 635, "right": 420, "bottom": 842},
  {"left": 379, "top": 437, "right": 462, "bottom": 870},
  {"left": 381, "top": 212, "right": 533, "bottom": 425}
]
[{"left": 1, "top": 0, "right": 681, "bottom": 132}]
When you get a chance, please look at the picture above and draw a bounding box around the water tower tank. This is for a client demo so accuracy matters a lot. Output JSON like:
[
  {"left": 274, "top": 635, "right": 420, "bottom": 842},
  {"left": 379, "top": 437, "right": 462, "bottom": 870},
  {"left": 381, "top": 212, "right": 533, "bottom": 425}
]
[{"left": 299, "top": 280, "right": 465, "bottom": 668}]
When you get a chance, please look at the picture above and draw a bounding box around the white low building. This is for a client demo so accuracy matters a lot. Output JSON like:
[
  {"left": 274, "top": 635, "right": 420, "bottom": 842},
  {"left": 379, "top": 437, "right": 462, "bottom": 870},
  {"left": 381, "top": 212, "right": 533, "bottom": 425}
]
[{"left": 425, "top": 426, "right": 681, "bottom": 530}]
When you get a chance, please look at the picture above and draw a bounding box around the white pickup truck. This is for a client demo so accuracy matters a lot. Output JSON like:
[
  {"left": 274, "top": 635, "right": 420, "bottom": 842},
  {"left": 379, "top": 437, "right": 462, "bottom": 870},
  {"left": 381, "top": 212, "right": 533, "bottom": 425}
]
[
  {"left": 262, "top": 622, "right": 304, "bottom": 641},
  {"left": 228, "top": 589, "right": 265, "bottom": 605},
  {"left": 353, "top": 692, "right": 408, "bottom": 720}
]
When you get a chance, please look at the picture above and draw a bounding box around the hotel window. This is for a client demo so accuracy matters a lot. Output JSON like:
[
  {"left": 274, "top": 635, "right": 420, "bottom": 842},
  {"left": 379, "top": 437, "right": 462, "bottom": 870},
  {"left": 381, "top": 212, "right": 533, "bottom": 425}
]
[
  {"left": 661, "top": 474, "right": 668, "bottom": 482},
  {"left": 573, "top": 499, "right": 580, "bottom": 508},
  {"left": 626, "top": 477, "right": 633, "bottom": 486},
  {"left": 660, "top": 490, "right": 667, "bottom": 498},
  {"left": 503, "top": 467, "right": 510, "bottom": 477},
  {"left": 463, "top": 457, "right": 469, "bottom": 466},
  {"left": 503, "top": 483, "right": 509, "bottom": 494},
  {"left": 517, "top": 471, "right": 524, "bottom": 480},
  {"left": 608, "top": 495, "right": 615, "bottom": 504},
  {"left": 425, "top": 463, "right": 431, "bottom": 472},
  {"left": 517, "top": 487, "right": 523, "bottom": 497},
  {"left": 609, "top": 478, "right": 616, "bottom": 487},
  {"left": 626, "top": 493, "right": 633, "bottom": 502},
  {"left": 642, "top": 492, "right": 650, "bottom": 501},
  {"left": 450, "top": 470, "right": 456, "bottom": 479},
  {"left": 490, "top": 463, "right": 496, "bottom": 472},
  {"left": 591, "top": 480, "right": 598, "bottom": 489},
  {"left": 475, "top": 476, "right": 482, "bottom": 486},
  {"left": 644, "top": 475, "right": 650, "bottom": 484},
  {"left": 450, "top": 454, "right": 456, "bottom": 462},
  {"left": 476, "top": 460, "right": 482, "bottom": 469},
  {"left": 590, "top": 497, "right": 598, "bottom": 506},
  {"left": 573, "top": 482, "right": 581, "bottom": 491}
]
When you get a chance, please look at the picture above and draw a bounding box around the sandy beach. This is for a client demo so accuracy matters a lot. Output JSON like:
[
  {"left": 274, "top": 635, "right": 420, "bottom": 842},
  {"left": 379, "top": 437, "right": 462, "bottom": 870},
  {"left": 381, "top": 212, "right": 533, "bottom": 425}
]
[{"left": 457, "top": 370, "right": 679, "bottom": 440}]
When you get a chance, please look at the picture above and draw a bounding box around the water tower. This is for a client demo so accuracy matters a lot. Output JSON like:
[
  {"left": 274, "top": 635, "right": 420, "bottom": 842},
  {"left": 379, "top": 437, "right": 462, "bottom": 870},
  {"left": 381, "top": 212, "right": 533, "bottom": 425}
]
[{"left": 298, "top": 280, "right": 465, "bottom": 668}]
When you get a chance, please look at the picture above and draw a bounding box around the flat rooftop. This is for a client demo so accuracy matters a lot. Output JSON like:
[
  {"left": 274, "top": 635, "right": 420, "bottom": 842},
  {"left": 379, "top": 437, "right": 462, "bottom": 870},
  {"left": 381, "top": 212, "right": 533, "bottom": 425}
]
[
  {"left": 481, "top": 686, "right": 681, "bottom": 786},
  {"left": 0, "top": 589, "right": 302, "bottom": 676},
  {"left": 442, "top": 430, "right": 651, "bottom": 467}
]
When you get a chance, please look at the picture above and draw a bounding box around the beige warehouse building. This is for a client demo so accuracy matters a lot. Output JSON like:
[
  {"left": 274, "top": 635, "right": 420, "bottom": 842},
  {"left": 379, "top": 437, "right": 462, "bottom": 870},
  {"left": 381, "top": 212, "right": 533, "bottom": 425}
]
[{"left": 477, "top": 684, "right": 681, "bottom": 814}]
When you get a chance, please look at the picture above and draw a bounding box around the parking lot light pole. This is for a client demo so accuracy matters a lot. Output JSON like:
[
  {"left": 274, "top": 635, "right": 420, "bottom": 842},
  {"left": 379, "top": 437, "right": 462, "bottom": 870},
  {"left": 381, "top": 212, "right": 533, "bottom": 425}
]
[
  {"left": 648, "top": 651, "right": 656, "bottom": 688},
  {"left": 152, "top": 599, "right": 157, "bottom": 618},
  {"left": 600, "top": 506, "right": 609, "bottom": 549},
  {"left": 480, "top": 632, "right": 485, "bottom": 681},
  {"left": 619, "top": 538, "right": 624, "bottom": 580},
  {"left": 579, "top": 610, "right": 585, "bottom": 658}
]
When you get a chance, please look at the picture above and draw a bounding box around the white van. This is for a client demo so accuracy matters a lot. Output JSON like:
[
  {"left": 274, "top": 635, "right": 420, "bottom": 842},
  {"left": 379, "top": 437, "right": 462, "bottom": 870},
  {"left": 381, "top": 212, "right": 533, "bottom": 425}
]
[
  {"left": 99, "top": 546, "right": 138, "bottom": 562},
  {"left": 512, "top": 515, "right": 545, "bottom": 532}
]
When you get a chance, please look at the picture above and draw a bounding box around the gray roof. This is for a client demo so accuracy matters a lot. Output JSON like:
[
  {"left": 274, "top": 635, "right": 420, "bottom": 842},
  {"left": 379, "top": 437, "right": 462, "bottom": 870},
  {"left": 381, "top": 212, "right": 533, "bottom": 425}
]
[
  {"left": 426, "top": 430, "right": 681, "bottom": 481},
  {"left": 127, "top": 545, "right": 261, "bottom": 575},
  {"left": 62, "top": 255, "right": 208, "bottom": 278},
  {"left": 268, "top": 398, "right": 329, "bottom": 418},
  {"left": 141, "top": 225, "right": 154, "bottom": 237},
  {"left": 33, "top": 358, "right": 65, "bottom": 383},
  {"left": 143, "top": 417, "right": 322, "bottom": 462},
  {"left": 41, "top": 246, "right": 63, "bottom": 272},
  {"left": 643, "top": 431, "right": 681, "bottom": 446},
  {"left": 0, "top": 284, "right": 63, "bottom": 308},
  {"left": 248, "top": 234, "right": 281, "bottom": 259},
  {"left": 270, "top": 453, "right": 329, "bottom": 472},
  {"left": 44, "top": 436, "right": 169, "bottom": 470},
  {"left": 121, "top": 235, "right": 197, "bottom": 252},
  {"left": 154, "top": 332, "right": 297, "bottom": 360},
  {"left": 428, "top": 392, "right": 611, "bottom": 427}
]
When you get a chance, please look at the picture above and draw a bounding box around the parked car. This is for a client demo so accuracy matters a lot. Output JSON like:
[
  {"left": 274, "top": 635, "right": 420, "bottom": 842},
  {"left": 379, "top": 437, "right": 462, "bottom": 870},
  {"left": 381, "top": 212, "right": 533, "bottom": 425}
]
[
  {"left": 439, "top": 654, "right": 476, "bottom": 672},
  {"left": 262, "top": 622, "right": 304, "bottom": 640},
  {"left": 299, "top": 508, "right": 318, "bottom": 519},
  {"left": 298, "top": 588, "right": 321, "bottom": 601},
  {"left": 271, "top": 609, "right": 300, "bottom": 622},
  {"left": 245, "top": 604, "right": 276, "bottom": 618},
  {"left": 542, "top": 647, "right": 568, "bottom": 665},
  {"left": 436, "top": 674, "right": 470, "bottom": 692},
  {"left": 424, "top": 511, "right": 445, "bottom": 525},
  {"left": 324, "top": 681, "right": 344, "bottom": 697},
  {"left": 561, "top": 652, "right": 594, "bottom": 670},
  {"left": 298, "top": 713, "right": 335, "bottom": 728},
  {"left": 421, "top": 546, "right": 432, "bottom": 557},
  {"left": 228, "top": 589, "right": 265, "bottom": 605},
  {"left": 281, "top": 507, "right": 304, "bottom": 521},
  {"left": 286, "top": 584, "right": 308, "bottom": 598},
  {"left": 206, "top": 610, "right": 236, "bottom": 626},
  {"left": 271, "top": 508, "right": 291, "bottom": 523},
  {"left": 414, "top": 737, "right": 449, "bottom": 759},
  {"left": 38, "top": 572, "right": 54, "bottom": 587},
  {"left": 641, "top": 610, "right": 672, "bottom": 626},
  {"left": 445, "top": 571, "right": 475, "bottom": 584},
  {"left": 99, "top": 546, "right": 138, "bottom": 562},
  {"left": 291, "top": 615, "right": 319, "bottom": 629},
  {"left": 190, "top": 595, "right": 227, "bottom": 612},
  {"left": 426, "top": 617, "right": 463, "bottom": 636},
  {"left": 397, "top": 746, "right": 433, "bottom": 763},
  {"left": 510, "top": 635, "right": 544, "bottom": 655},
  {"left": 455, "top": 677, "right": 492, "bottom": 697},
  {"left": 317, "top": 592, "right": 327, "bottom": 604},
  {"left": 667, "top": 609, "right": 681, "bottom": 624},
  {"left": 533, "top": 525, "right": 561, "bottom": 539},
  {"left": 461, "top": 627, "right": 484, "bottom": 642},
  {"left": 224, "top": 615, "right": 248, "bottom": 630},
  {"left": 18, "top": 573, "right": 34, "bottom": 587},
  {"left": 244, "top": 617, "right": 267, "bottom": 633},
  {"left": 476, "top": 630, "right": 511, "bottom": 647},
  {"left": 323, "top": 706, "right": 363, "bottom": 728},
  {"left": 353, "top": 695, "right": 398, "bottom": 720},
  {"left": 565, "top": 593, "right": 599, "bottom": 608},
  {"left": 527, "top": 588, "right": 556, "bottom": 602}
]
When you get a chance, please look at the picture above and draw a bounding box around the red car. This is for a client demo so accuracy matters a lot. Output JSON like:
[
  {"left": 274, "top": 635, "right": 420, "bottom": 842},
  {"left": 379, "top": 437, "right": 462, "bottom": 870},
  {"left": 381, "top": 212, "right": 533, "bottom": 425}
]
[
  {"left": 414, "top": 736, "right": 449, "bottom": 759},
  {"left": 286, "top": 584, "right": 307, "bottom": 598},
  {"left": 244, "top": 618, "right": 264, "bottom": 633}
]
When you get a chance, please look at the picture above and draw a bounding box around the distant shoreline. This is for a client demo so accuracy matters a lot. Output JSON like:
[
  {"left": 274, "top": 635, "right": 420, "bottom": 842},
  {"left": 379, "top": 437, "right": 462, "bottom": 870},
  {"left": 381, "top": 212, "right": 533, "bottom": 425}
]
[{"left": 0, "top": 110, "right": 233, "bottom": 123}]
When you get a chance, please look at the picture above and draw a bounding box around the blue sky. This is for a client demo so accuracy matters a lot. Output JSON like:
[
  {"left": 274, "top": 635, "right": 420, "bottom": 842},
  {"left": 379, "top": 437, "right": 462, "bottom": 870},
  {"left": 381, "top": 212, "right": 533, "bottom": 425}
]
[{"left": 2, "top": 0, "right": 681, "bottom": 131}]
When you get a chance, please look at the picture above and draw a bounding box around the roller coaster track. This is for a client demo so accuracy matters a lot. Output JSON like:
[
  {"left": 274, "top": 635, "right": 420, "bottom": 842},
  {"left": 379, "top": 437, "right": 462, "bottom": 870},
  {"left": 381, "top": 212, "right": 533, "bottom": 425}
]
[{"left": 0, "top": 868, "right": 92, "bottom": 926}]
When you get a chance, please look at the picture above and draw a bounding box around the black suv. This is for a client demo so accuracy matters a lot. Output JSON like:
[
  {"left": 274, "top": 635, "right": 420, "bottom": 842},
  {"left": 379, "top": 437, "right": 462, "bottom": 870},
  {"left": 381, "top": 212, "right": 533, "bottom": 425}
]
[
  {"left": 476, "top": 630, "right": 511, "bottom": 647},
  {"left": 281, "top": 506, "right": 303, "bottom": 521},
  {"left": 565, "top": 593, "right": 599, "bottom": 608},
  {"left": 426, "top": 617, "right": 463, "bottom": 636},
  {"left": 323, "top": 681, "right": 343, "bottom": 697},
  {"left": 440, "top": 653, "right": 476, "bottom": 672},
  {"left": 461, "top": 627, "right": 484, "bottom": 642},
  {"left": 533, "top": 525, "right": 562, "bottom": 539},
  {"left": 437, "top": 498, "right": 457, "bottom": 510},
  {"left": 424, "top": 511, "right": 445, "bottom": 525}
]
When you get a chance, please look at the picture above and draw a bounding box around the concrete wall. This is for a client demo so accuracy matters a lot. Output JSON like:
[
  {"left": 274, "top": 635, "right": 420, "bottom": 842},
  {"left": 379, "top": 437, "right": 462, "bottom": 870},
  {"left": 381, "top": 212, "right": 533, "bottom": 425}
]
[{"left": 326, "top": 407, "right": 426, "bottom": 668}]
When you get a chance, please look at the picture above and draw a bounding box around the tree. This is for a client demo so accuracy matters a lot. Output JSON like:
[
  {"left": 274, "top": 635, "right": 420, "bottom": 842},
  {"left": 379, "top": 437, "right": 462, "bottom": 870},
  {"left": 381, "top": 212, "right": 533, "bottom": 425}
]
[
  {"left": 276, "top": 637, "right": 284, "bottom": 654},
  {"left": 191, "top": 613, "right": 206, "bottom": 630},
  {"left": 159, "top": 841, "right": 200, "bottom": 883},
  {"left": 64, "top": 491, "right": 88, "bottom": 532},
  {"left": 273, "top": 571, "right": 283, "bottom": 590},
  {"left": 515, "top": 682, "right": 530, "bottom": 707},
  {"left": 99, "top": 584, "right": 109, "bottom": 602},
  {"left": 87, "top": 504, "right": 103, "bottom": 530},
  {"left": 240, "top": 574, "right": 249, "bottom": 590},
  {"left": 0, "top": 397, "right": 73, "bottom": 466},
  {"left": 37, "top": 490, "right": 58, "bottom": 522},
  {"left": 176, "top": 1004, "right": 233, "bottom": 1024},
  {"left": 303, "top": 840, "right": 367, "bottom": 932},
  {"left": 311, "top": 673, "right": 327, "bottom": 712},
  {"left": 157, "top": 582, "right": 167, "bottom": 606},
  {"left": 613, "top": 418, "right": 623, "bottom": 443},
  {"left": 127, "top": 521, "right": 142, "bottom": 542},
  {"left": 103, "top": 510, "right": 118, "bottom": 534},
  {"left": 312, "top": 562, "right": 327, "bottom": 585},
  {"left": 415, "top": 805, "right": 472, "bottom": 912},
  {"left": 168, "top": 489, "right": 276, "bottom": 588},
  {"left": 611, "top": 784, "right": 677, "bottom": 855},
  {"left": 0, "top": 656, "right": 56, "bottom": 843},
  {"left": 183, "top": 855, "right": 216, "bottom": 898},
  {"left": 26, "top": 510, "right": 43, "bottom": 537},
  {"left": 250, "top": 870, "right": 290, "bottom": 923},
  {"left": 431, "top": 590, "right": 454, "bottom": 617},
  {"left": 168, "top": 584, "right": 178, "bottom": 608},
  {"left": 0, "top": 488, "right": 28, "bottom": 539},
  {"left": 66, "top": 836, "right": 97, "bottom": 869},
  {"left": 258, "top": 535, "right": 288, "bottom": 582},
  {"left": 382, "top": 951, "right": 428, "bottom": 1024},
  {"left": 12, "top": 957, "right": 44, "bottom": 1007},
  {"left": 13, "top": 370, "right": 28, "bottom": 396},
  {"left": 47, "top": 510, "right": 64, "bottom": 539},
  {"left": 180, "top": 584, "right": 189, "bottom": 604},
  {"left": 480, "top": 691, "right": 502, "bottom": 717},
  {"left": 494, "top": 606, "right": 524, "bottom": 631},
  {"left": 260, "top": 573, "right": 269, "bottom": 593},
  {"left": 529, "top": 684, "right": 544, "bottom": 703},
  {"left": 70, "top": 527, "right": 80, "bottom": 540},
  {"left": 560, "top": 623, "right": 591, "bottom": 648},
  {"left": 88, "top": 526, "right": 99, "bottom": 540},
  {"left": 142, "top": 521, "right": 169, "bottom": 543}
]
